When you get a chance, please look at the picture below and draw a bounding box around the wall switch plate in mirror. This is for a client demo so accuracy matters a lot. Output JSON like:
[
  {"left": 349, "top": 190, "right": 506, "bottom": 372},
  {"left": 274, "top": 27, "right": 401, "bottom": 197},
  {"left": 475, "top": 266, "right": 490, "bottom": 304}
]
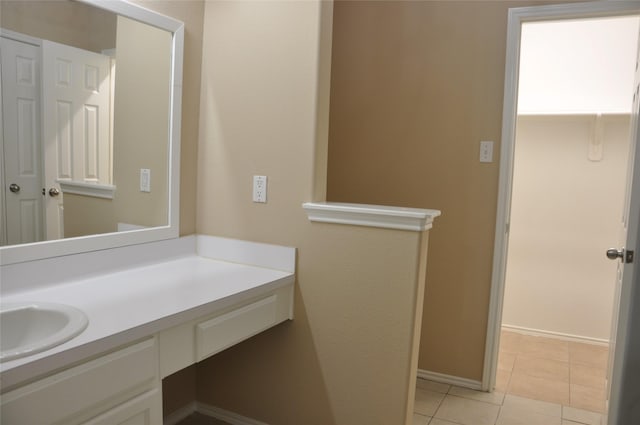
[{"left": 140, "top": 169, "right": 151, "bottom": 193}]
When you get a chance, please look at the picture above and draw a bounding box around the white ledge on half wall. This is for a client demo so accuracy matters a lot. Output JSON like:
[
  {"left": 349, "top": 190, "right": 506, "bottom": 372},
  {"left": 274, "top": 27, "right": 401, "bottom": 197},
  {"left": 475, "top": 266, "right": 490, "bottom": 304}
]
[
  {"left": 58, "top": 180, "right": 116, "bottom": 199},
  {"left": 302, "top": 202, "right": 441, "bottom": 232}
]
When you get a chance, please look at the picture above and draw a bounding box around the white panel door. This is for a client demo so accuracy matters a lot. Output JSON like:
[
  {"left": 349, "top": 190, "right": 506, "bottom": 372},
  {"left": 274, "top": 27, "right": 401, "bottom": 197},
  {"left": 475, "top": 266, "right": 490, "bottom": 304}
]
[
  {"left": 41, "top": 40, "right": 111, "bottom": 240},
  {"left": 606, "top": 25, "right": 640, "bottom": 425},
  {"left": 0, "top": 36, "right": 44, "bottom": 245}
]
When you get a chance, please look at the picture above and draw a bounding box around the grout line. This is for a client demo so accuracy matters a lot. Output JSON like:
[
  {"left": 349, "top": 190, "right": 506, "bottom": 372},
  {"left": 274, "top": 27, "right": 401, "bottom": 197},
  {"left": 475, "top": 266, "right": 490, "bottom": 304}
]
[{"left": 430, "top": 388, "right": 449, "bottom": 422}]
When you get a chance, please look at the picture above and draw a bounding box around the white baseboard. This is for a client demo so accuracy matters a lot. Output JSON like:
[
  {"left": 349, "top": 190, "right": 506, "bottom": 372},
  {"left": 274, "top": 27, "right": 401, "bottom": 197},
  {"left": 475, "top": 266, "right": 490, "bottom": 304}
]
[
  {"left": 196, "top": 402, "right": 270, "bottom": 425},
  {"left": 163, "top": 401, "right": 197, "bottom": 425},
  {"left": 501, "top": 324, "right": 609, "bottom": 346},
  {"left": 417, "top": 369, "right": 483, "bottom": 391}
]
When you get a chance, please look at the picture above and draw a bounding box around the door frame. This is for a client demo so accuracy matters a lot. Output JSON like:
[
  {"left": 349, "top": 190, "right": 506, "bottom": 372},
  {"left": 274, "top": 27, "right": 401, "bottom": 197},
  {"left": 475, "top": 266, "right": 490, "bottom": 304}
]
[{"left": 483, "top": 0, "right": 640, "bottom": 406}]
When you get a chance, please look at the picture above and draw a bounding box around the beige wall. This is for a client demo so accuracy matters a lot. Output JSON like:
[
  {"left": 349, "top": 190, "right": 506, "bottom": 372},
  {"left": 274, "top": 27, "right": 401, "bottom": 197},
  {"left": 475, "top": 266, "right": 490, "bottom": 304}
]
[
  {"left": 111, "top": 16, "right": 171, "bottom": 228},
  {"left": 503, "top": 115, "right": 630, "bottom": 341},
  {"left": 326, "top": 0, "right": 579, "bottom": 381},
  {"left": 193, "top": 1, "right": 431, "bottom": 424},
  {"left": 1, "top": 0, "right": 116, "bottom": 53},
  {"left": 63, "top": 195, "right": 116, "bottom": 238}
]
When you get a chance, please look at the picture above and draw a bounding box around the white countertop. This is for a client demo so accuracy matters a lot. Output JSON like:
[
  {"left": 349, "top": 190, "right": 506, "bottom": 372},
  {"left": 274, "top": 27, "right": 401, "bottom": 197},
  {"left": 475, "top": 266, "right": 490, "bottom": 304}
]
[{"left": 0, "top": 236, "right": 295, "bottom": 391}]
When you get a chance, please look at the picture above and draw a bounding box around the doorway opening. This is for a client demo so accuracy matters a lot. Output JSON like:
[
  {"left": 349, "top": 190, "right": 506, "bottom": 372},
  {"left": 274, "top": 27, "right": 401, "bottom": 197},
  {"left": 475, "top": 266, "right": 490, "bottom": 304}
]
[
  {"left": 484, "top": 3, "right": 640, "bottom": 425},
  {"left": 499, "top": 15, "right": 638, "bottom": 413}
]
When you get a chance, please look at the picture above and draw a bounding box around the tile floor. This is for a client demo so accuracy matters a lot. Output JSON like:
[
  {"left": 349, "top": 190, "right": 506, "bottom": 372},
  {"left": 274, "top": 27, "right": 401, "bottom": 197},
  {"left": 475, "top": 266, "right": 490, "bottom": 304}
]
[
  {"left": 497, "top": 330, "right": 609, "bottom": 413},
  {"left": 413, "top": 330, "right": 608, "bottom": 425},
  {"left": 414, "top": 379, "right": 603, "bottom": 425}
]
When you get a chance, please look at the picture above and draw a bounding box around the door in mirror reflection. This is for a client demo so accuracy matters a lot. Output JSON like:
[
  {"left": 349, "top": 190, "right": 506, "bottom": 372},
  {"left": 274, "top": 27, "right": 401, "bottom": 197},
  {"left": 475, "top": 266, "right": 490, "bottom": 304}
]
[
  {"left": 1, "top": 36, "right": 44, "bottom": 245},
  {"left": 42, "top": 40, "right": 114, "bottom": 241}
]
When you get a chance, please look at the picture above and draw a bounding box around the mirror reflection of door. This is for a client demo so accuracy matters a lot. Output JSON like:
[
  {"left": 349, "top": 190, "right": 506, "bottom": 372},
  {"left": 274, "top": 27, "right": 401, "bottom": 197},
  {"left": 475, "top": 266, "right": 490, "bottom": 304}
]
[
  {"left": 1, "top": 36, "right": 44, "bottom": 245},
  {"left": 1, "top": 35, "right": 113, "bottom": 246},
  {"left": 42, "top": 40, "right": 112, "bottom": 241}
]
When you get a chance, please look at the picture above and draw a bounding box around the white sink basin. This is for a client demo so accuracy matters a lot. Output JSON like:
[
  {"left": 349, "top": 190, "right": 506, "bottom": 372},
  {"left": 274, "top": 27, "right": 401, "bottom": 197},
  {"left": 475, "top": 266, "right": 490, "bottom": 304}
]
[{"left": 1, "top": 302, "right": 88, "bottom": 362}]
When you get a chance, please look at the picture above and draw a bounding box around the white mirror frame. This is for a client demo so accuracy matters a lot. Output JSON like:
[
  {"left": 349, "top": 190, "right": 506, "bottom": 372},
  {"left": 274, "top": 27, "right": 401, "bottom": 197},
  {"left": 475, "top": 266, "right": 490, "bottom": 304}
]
[{"left": 0, "top": 0, "right": 183, "bottom": 265}]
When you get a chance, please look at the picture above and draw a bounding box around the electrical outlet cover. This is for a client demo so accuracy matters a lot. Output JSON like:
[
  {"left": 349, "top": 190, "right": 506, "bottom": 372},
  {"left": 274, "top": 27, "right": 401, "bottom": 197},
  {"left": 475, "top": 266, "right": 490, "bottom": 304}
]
[{"left": 253, "top": 175, "right": 267, "bottom": 203}]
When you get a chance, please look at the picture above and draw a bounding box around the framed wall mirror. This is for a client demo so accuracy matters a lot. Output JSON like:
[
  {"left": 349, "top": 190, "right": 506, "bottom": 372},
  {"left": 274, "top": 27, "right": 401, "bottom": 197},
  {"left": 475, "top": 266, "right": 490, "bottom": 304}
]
[{"left": 0, "top": 0, "right": 183, "bottom": 265}]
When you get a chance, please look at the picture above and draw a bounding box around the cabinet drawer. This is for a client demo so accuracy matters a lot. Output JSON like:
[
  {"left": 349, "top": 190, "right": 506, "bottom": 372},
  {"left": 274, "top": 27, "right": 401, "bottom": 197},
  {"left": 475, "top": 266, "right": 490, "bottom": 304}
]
[
  {"left": 159, "top": 284, "right": 294, "bottom": 376},
  {"left": 196, "top": 289, "right": 289, "bottom": 362},
  {"left": 1, "top": 338, "right": 158, "bottom": 425}
]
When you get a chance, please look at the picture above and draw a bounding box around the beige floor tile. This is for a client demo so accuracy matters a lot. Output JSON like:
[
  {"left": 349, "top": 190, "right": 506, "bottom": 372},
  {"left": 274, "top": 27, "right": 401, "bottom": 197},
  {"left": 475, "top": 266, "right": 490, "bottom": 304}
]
[
  {"left": 500, "top": 330, "right": 522, "bottom": 353},
  {"left": 496, "top": 368, "right": 511, "bottom": 392},
  {"left": 496, "top": 405, "right": 561, "bottom": 425},
  {"left": 448, "top": 385, "right": 505, "bottom": 405},
  {"left": 508, "top": 373, "right": 570, "bottom": 405},
  {"left": 562, "top": 420, "right": 586, "bottom": 425},
  {"left": 513, "top": 355, "right": 569, "bottom": 382},
  {"left": 434, "top": 395, "right": 500, "bottom": 425},
  {"left": 570, "top": 363, "right": 606, "bottom": 389},
  {"left": 411, "top": 413, "right": 430, "bottom": 425},
  {"left": 499, "top": 351, "right": 517, "bottom": 372},
  {"left": 569, "top": 342, "right": 609, "bottom": 369},
  {"left": 570, "top": 383, "right": 605, "bottom": 413},
  {"left": 414, "top": 388, "right": 445, "bottom": 416},
  {"left": 518, "top": 335, "right": 569, "bottom": 362},
  {"left": 502, "top": 394, "right": 562, "bottom": 417},
  {"left": 563, "top": 406, "right": 603, "bottom": 425},
  {"left": 416, "top": 378, "right": 450, "bottom": 394}
]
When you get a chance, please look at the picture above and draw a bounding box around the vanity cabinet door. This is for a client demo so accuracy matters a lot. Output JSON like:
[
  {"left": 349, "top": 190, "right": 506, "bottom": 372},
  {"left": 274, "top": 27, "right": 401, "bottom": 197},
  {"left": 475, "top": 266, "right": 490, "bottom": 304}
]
[
  {"left": 81, "top": 389, "right": 162, "bottom": 425},
  {"left": 0, "top": 338, "right": 159, "bottom": 425}
]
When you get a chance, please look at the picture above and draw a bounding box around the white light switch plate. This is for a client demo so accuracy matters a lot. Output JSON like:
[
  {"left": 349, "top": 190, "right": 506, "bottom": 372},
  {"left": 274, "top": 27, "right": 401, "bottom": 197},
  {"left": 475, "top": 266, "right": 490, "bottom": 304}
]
[{"left": 140, "top": 168, "right": 151, "bottom": 192}]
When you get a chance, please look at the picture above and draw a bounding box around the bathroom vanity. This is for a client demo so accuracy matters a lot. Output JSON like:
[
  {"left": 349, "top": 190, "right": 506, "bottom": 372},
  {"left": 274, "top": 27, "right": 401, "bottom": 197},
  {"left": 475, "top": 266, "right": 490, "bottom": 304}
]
[{"left": 0, "top": 235, "right": 295, "bottom": 424}]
